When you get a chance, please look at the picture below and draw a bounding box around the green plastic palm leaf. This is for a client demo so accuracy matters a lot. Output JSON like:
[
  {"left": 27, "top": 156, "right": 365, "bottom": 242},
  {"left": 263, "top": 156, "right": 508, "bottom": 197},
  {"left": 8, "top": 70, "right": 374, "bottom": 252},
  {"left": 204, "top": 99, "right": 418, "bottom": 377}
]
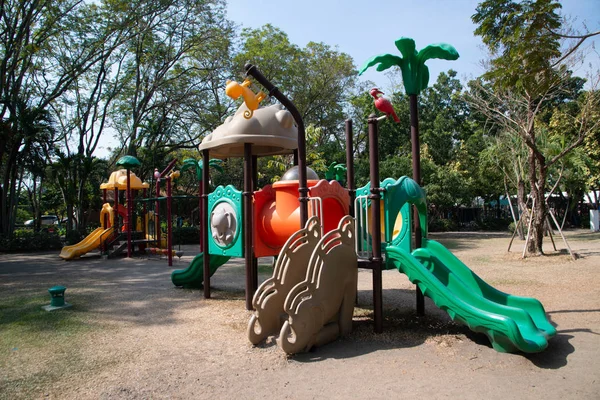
[
  {"left": 414, "top": 42, "right": 459, "bottom": 92},
  {"left": 325, "top": 161, "right": 337, "bottom": 180},
  {"left": 359, "top": 37, "right": 459, "bottom": 95},
  {"left": 359, "top": 54, "right": 404, "bottom": 74},
  {"left": 325, "top": 162, "right": 347, "bottom": 181},
  {"left": 208, "top": 159, "right": 224, "bottom": 173},
  {"left": 333, "top": 164, "right": 347, "bottom": 182},
  {"left": 181, "top": 158, "right": 200, "bottom": 180},
  {"left": 181, "top": 158, "right": 223, "bottom": 181}
]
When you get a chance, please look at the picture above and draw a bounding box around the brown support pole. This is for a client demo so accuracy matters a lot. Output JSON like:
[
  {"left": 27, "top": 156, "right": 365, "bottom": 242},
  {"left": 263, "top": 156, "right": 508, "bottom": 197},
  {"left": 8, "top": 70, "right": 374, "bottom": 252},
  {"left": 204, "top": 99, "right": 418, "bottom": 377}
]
[
  {"left": 252, "top": 154, "right": 259, "bottom": 292},
  {"left": 368, "top": 115, "right": 383, "bottom": 334},
  {"left": 345, "top": 119, "right": 355, "bottom": 218},
  {"left": 202, "top": 150, "right": 211, "bottom": 299},
  {"left": 142, "top": 188, "right": 147, "bottom": 238},
  {"left": 199, "top": 177, "right": 203, "bottom": 253},
  {"left": 410, "top": 94, "right": 425, "bottom": 316},
  {"left": 126, "top": 168, "right": 132, "bottom": 258},
  {"left": 244, "top": 63, "right": 308, "bottom": 226},
  {"left": 166, "top": 176, "right": 173, "bottom": 267},
  {"left": 154, "top": 169, "right": 161, "bottom": 248},
  {"left": 243, "top": 144, "right": 255, "bottom": 310}
]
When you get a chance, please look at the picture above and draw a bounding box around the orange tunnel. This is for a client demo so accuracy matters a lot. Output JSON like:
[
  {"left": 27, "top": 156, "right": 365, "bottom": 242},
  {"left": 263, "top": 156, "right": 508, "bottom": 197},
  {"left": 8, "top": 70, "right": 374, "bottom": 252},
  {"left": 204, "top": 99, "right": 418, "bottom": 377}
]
[{"left": 254, "top": 179, "right": 349, "bottom": 257}]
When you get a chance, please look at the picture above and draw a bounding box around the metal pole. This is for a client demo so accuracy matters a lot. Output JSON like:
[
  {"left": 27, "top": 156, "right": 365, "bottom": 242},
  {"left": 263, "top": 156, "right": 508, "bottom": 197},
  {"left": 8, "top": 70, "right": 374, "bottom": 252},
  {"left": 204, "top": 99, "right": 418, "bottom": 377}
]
[
  {"left": 244, "top": 63, "right": 308, "bottom": 226},
  {"left": 202, "top": 150, "right": 211, "bottom": 298},
  {"left": 244, "top": 144, "right": 254, "bottom": 310},
  {"left": 199, "top": 175, "right": 203, "bottom": 253},
  {"left": 252, "top": 154, "right": 259, "bottom": 292},
  {"left": 368, "top": 114, "right": 383, "bottom": 334},
  {"left": 126, "top": 169, "right": 132, "bottom": 258},
  {"left": 345, "top": 119, "right": 355, "bottom": 218},
  {"left": 167, "top": 175, "right": 173, "bottom": 267},
  {"left": 410, "top": 94, "right": 425, "bottom": 316},
  {"left": 548, "top": 208, "right": 576, "bottom": 261},
  {"left": 160, "top": 159, "right": 178, "bottom": 178},
  {"left": 154, "top": 169, "right": 161, "bottom": 248},
  {"left": 142, "top": 188, "right": 147, "bottom": 239}
]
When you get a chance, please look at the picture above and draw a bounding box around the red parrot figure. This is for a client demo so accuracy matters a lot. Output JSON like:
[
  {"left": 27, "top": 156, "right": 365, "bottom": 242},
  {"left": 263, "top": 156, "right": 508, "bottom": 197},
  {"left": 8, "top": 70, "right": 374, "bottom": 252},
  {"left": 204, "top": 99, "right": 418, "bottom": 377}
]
[{"left": 369, "top": 88, "right": 400, "bottom": 123}]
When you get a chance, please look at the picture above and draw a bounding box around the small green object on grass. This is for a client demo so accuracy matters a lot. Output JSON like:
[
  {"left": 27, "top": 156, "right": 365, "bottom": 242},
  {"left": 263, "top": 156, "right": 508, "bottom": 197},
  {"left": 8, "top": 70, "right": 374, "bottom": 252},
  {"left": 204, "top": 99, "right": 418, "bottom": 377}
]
[{"left": 43, "top": 285, "right": 72, "bottom": 311}]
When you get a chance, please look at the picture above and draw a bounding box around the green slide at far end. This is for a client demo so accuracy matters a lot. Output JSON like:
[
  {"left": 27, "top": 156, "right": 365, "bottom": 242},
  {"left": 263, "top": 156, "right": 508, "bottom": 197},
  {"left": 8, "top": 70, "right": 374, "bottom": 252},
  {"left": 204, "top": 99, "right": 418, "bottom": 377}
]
[
  {"left": 171, "top": 253, "right": 230, "bottom": 288},
  {"left": 386, "top": 239, "right": 556, "bottom": 353}
]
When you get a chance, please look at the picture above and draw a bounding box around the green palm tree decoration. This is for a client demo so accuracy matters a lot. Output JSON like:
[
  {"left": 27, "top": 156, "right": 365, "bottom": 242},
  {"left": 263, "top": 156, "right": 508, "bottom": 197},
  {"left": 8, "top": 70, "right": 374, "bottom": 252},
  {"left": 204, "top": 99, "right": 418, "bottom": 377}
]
[
  {"left": 358, "top": 37, "right": 459, "bottom": 95},
  {"left": 359, "top": 37, "right": 458, "bottom": 315},
  {"left": 181, "top": 158, "right": 223, "bottom": 181},
  {"left": 325, "top": 162, "right": 347, "bottom": 183}
]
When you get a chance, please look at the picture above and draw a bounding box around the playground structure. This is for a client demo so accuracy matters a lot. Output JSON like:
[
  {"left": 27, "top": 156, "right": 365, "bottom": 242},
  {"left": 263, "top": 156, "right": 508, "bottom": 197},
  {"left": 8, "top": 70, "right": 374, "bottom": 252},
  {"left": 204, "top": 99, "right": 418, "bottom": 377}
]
[
  {"left": 170, "top": 64, "right": 556, "bottom": 354},
  {"left": 60, "top": 169, "right": 150, "bottom": 260},
  {"left": 59, "top": 163, "right": 186, "bottom": 262}
]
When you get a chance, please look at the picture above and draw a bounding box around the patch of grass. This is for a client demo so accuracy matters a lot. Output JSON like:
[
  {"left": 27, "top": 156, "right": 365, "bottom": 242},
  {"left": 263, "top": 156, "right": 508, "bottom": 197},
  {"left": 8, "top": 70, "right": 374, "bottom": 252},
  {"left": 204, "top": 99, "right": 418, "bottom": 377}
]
[
  {"left": 0, "top": 295, "right": 92, "bottom": 343},
  {"left": 0, "top": 293, "right": 96, "bottom": 399}
]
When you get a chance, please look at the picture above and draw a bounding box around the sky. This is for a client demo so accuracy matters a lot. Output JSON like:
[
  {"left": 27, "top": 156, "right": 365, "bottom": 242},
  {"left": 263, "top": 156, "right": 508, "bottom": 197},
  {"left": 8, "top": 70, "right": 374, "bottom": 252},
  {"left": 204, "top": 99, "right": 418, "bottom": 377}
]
[{"left": 225, "top": 0, "right": 600, "bottom": 91}]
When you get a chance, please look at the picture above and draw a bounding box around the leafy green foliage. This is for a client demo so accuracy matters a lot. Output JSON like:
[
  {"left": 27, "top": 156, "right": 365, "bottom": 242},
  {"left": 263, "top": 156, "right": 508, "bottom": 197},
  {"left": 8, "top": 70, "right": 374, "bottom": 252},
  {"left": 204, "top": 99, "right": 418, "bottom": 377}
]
[
  {"left": 473, "top": 0, "right": 562, "bottom": 91},
  {"left": 0, "top": 230, "right": 62, "bottom": 252}
]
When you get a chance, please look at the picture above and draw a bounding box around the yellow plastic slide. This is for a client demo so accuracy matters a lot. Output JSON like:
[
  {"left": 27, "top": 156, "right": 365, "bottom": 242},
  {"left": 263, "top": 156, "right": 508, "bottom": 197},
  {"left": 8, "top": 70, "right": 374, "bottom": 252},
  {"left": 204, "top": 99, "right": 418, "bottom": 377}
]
[{"left": 59, "top": 226, "right": 114, "bottom": 260}]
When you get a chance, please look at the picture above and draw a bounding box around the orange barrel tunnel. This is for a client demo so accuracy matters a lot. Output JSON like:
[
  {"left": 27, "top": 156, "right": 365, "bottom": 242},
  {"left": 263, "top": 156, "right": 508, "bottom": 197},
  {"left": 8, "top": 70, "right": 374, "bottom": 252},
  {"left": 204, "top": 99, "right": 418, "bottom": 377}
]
[{"left": 254, "top": 178, "right": 349, "bottom": 257}]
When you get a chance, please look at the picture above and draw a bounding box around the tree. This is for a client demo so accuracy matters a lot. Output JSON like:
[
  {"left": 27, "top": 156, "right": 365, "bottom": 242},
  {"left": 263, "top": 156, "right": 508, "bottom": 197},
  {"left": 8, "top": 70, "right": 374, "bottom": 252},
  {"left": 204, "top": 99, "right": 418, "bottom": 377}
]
[
  {"left": 419, "top": 70, "right": 472, "bottom": 166},
  {"left": 0, "top": 0, "right": 130, "bottom": 235},
  {"left": 47, "top": 0, "right": 136, "bottom": 232},
  {"left": 470, "top": 0, "right": 599, "bottom": 255},
  {"left": 111, "top": 0, "right": 233, "bottom": 158},
  {"left": 234, "top": 25, "right": 357, "bottom": 157},
  {"left": 16, "top": 105, "right": 56, "bottom": 231}
]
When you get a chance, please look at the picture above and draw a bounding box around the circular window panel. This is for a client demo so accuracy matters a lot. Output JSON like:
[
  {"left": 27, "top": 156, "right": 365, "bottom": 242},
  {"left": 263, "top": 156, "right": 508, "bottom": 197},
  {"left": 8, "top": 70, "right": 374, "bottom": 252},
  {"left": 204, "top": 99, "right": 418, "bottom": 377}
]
[{"left": 210, "top": 202, "right": 238, "bottom": 247}]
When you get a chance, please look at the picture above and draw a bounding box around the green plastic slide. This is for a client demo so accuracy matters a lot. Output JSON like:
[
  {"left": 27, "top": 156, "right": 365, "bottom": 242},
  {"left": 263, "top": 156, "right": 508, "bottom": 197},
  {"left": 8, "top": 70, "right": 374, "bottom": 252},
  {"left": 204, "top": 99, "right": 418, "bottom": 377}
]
[
  {"left": 171, "top": 252, "right": 230, "bottom": 288},
  {"left": 386, "top": 239, "right": 556, "bottom": 353}
]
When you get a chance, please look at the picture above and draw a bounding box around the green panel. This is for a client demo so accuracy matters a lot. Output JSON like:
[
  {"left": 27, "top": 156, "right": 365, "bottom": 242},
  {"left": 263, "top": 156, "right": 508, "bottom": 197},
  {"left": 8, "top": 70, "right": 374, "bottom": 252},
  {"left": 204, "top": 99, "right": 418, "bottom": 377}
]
[
  {"left": 386, "top": 240, "right": 556, "bottom": 353},
  {"left": 357, "top": 176, "right": 427, "bottom": 266},
  {"left": 208, "top": 185, "right": 243, "bottom": 257},
  {"left": 355, "top": 178, "right": 397, "bottom": 260},
  {"left": 384, "top": 176, "right": 427, "bottom": 239}
]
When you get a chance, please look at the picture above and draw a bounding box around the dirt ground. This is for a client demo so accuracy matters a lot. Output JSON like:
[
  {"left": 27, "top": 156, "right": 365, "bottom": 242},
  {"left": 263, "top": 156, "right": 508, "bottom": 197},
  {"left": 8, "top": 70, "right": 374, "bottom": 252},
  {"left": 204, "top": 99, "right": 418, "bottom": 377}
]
[{"left": 1, "top": 229, "right": 599, "bottom": 399}]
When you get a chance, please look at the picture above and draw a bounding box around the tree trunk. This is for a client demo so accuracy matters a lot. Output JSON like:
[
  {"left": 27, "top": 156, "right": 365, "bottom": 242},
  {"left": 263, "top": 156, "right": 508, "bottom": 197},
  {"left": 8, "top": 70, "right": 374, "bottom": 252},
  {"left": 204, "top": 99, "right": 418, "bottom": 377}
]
[
  {"left": 2, "top": 142, "right": 19, "bottom": 235},
  {"left": 516, "top": 179, "right": 527, "bottom": 240},
  {"left": 527, "top": 149, "right": 547, "bottom": 255},
  {"left": 67, "top": 203, "right": 75, "bottom": 232}
]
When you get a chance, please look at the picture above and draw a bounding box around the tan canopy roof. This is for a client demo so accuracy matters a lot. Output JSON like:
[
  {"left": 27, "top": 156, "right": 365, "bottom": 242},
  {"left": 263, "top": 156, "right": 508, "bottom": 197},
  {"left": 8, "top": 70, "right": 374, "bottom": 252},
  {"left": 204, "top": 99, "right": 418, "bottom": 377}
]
[
  {"left": 199, "top": 104, "right": 298, "bottom": 158},
  {"left": 100, "top": 169, "right": 149, "bottom": 190}
]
